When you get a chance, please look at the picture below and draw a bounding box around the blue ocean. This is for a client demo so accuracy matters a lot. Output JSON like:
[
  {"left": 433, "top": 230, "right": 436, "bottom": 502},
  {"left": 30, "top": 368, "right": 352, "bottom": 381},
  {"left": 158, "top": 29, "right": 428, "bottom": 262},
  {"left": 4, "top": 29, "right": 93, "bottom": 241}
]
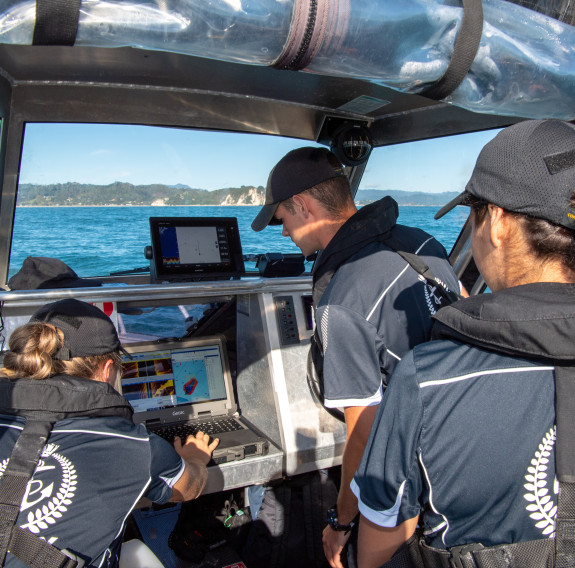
[{"left": 9, "top": 205, "right": 470, "bottom": 278}]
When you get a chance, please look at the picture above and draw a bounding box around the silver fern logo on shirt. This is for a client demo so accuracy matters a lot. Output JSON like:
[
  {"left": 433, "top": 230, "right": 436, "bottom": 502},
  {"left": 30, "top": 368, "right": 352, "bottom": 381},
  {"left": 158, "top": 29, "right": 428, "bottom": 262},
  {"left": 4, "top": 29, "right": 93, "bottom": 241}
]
[{"left": 523, "top": 427, "right": 557, "bottom": 537}]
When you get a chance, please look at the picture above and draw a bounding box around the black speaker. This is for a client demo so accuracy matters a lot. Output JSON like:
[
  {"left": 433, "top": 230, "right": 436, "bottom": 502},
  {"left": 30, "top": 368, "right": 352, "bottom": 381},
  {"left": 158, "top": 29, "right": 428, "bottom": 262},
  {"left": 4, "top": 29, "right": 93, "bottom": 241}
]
[{"left": 256, "top": 253, "right": 305, "bottom": 277}]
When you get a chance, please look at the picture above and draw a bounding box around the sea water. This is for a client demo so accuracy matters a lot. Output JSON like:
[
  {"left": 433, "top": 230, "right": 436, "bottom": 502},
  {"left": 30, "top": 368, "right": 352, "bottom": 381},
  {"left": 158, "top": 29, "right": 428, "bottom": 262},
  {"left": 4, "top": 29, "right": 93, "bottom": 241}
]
[{"left": 9, "top": 205, "right": 470, "bottom": 279}]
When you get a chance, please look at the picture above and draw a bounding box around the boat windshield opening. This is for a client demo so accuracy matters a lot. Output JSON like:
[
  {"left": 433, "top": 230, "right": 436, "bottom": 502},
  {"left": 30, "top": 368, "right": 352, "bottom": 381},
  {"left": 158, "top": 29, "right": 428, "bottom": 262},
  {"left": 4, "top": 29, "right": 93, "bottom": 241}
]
[
  {"left": 12, "top": 123, "right": 320, "bottom": 279},
  {"left": 11, "top": 123, "right": 501, "bottom": 282}
]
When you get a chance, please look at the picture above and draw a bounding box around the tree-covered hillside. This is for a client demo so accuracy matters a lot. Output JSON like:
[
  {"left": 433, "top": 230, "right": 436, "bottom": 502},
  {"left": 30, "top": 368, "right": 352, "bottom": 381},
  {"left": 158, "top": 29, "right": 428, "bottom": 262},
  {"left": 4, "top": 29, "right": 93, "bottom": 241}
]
[
  {"left": 17, "top": 182, "right": 266, "bottom": 206},
  {"left": 16, "top": 182, "right": 459, "bottom": 207},
  {"left": 355, "top": 189, "right": 459, "bottom": 206}
]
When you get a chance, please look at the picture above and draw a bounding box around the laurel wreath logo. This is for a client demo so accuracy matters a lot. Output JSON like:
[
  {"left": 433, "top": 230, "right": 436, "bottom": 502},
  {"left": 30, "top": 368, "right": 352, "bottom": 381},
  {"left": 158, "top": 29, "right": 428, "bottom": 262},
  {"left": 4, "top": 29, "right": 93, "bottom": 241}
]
[
  {"left": 523, "top": 427, "right": 556, "bottom": 537},
  {"left": 421, "top": 277, "right": 440, "bottom": 315},
  {"left": 0, "top": 452, "right": 77, "bottom": 534}
]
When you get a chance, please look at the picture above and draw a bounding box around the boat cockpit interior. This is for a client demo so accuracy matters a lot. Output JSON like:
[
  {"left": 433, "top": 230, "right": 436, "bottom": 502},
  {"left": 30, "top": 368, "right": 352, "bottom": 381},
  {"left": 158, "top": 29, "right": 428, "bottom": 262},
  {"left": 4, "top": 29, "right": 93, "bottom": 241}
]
[{"left": 0, "top": 0, "right": 573, "bottom": 566}]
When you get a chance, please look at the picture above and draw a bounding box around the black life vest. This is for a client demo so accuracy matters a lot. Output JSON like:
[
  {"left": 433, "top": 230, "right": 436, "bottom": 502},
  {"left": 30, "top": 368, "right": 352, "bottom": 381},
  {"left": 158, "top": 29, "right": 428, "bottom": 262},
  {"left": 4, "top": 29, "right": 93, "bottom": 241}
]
[{"left": 0, "top": 375, "right": 133, "bottom": 568}]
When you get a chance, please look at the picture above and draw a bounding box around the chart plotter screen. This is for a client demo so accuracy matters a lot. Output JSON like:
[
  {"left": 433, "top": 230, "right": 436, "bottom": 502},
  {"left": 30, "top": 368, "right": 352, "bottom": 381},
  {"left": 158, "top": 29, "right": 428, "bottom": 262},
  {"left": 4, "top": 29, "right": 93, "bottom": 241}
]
[{"left": 149, "top": 217, "right": 244, "bottom": 282}]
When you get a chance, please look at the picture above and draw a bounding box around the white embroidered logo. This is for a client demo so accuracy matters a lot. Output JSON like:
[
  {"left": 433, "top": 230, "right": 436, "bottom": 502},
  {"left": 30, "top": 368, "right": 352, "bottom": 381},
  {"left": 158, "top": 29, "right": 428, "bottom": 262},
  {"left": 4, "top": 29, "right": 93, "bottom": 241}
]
[
  {"left": 523, "top": 427, "right": 557, "bottom": 537},
  {"left": 420, "top": 275, "right": 445, "bottom": 316},
  {"left": 0, "top": 443, "right": 78, "bottom": 534}
]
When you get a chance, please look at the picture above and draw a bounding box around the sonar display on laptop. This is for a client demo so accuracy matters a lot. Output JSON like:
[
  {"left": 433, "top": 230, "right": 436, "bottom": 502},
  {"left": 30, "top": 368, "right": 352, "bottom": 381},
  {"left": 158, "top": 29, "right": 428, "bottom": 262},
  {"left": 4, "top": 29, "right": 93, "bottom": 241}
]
[
  {"left": 121, "top": 341, "right": 226, "bottom": 412},
  {"left": 120, "top": 335, "right": 269, "bottom": 465}
]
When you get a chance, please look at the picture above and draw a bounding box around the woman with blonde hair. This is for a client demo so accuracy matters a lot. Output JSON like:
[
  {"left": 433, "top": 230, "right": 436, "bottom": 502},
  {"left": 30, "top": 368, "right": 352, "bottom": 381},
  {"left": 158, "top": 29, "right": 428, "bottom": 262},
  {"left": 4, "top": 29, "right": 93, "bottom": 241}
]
[{"left": 0, "top": 299, "right": 217, "bottom": 568}]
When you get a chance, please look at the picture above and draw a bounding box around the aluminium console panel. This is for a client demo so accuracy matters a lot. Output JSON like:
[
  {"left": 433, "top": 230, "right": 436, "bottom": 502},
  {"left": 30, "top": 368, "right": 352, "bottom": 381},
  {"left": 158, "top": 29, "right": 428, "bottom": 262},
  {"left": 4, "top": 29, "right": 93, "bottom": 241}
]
[{"left": 236, "top": 289, "right": 346, "bottom": 476}]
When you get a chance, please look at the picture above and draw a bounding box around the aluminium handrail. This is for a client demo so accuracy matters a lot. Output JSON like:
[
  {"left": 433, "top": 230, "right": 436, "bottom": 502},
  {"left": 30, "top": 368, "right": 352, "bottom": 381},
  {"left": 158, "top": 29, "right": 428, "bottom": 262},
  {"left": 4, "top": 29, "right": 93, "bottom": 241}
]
[{"left": 0, "top": 276, "right": 313, "bottom": 308}]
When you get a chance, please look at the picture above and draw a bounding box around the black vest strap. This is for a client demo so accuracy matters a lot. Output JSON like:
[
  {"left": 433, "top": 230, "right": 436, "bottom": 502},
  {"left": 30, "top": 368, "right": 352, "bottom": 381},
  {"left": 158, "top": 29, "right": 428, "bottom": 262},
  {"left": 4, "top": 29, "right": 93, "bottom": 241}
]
[
  {"left": 0, "top": 419, "right": 53, "bottom": 565},
  {"left": 419, "top": 0, "right": 484, "bottom": 101},
  {"left": 380, "top": 532, "right": 554, "bottom": 568},
  {"left": 556, "top": 482, "right": 575, "bottom": 568},
  {"left": 555, "top": 366, "right": 575, "bottom": 483},
  {"left": 33, "top": 0, "right": 81, "bottom": 46},
  {"left": 417, "top": 537, "right": 553, "bottom": 568},
  {"left": 9, "top": 527, "right": 82, "bottom": 568}
]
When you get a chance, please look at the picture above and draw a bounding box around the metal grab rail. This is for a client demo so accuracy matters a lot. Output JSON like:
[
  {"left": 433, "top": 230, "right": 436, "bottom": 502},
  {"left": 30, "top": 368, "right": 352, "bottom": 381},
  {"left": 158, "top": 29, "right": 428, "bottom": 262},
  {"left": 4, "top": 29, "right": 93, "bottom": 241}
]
[{"left": 0, "top": 276, "right": 312, "bottom": 308}]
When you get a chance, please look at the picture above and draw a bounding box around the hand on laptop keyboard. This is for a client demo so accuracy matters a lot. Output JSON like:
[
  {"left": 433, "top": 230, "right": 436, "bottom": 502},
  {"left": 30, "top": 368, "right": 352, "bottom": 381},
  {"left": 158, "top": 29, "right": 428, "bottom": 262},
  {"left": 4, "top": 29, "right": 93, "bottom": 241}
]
[
  {"left": 174, "top": 431, "right": 220, "bottom": 466},
  {"left": 157, "top": 418, "right": 243, "bottom": 444}
]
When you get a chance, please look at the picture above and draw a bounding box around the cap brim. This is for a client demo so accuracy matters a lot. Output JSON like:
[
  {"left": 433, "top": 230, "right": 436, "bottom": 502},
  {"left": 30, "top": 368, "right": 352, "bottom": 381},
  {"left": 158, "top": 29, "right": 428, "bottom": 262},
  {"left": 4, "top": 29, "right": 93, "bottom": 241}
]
[
  {"left": 434, "top": 192, "right": 469, "bottom": 220},
  {"left": 251, "top": 202, "right": 280, "bottom": 232},
  {"left": 119, "top": 345, "right": 133, "bottom": 360}
]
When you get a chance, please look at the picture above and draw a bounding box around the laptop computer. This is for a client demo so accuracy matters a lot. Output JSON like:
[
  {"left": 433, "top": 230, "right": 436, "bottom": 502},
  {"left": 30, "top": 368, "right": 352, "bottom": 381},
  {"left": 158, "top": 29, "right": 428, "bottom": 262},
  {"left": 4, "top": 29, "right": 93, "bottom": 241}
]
[{"left": 120, "top": 335, "right": 269, "bottom": 465}]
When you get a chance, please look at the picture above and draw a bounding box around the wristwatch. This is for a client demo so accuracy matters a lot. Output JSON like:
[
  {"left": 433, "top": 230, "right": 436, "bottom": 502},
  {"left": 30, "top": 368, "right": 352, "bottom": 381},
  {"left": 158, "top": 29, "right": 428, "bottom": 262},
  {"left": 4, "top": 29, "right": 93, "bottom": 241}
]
[{"left": 327, "top": 505, "right": 356, "bottom": 534}]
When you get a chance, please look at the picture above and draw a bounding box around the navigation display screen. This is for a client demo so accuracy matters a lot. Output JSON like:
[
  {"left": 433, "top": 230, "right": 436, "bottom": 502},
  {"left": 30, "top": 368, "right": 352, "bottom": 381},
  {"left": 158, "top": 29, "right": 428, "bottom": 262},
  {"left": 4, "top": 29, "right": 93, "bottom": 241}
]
[{"left": 149, "top": 217, "right": 244, "bottom": 282}]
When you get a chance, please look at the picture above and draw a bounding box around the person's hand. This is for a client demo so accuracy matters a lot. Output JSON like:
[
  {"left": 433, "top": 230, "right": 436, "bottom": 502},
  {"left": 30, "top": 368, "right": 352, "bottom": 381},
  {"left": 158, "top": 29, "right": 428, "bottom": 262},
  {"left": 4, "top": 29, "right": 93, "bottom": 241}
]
[
  {"left": 174, "top": 431, "right": 219, "bottom": 466},
  {"left": 322, "top": 524, "right": 351, "bottom": 568}
]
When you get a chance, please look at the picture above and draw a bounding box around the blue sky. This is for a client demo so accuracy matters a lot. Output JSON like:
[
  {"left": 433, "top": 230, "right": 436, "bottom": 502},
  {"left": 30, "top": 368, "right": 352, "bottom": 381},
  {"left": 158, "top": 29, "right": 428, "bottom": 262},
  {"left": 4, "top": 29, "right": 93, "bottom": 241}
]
[{"left": 19, "top": 123, "right": 500, "bottom": 193}]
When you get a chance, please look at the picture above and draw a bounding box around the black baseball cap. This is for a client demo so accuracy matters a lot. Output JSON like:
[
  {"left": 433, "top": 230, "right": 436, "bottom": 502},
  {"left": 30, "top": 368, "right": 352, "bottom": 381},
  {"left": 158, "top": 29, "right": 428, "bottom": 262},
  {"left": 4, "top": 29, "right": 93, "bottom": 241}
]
[
  {"left": 435, "top": 119, "right": 575, "bottom": 230},
  {"left": 251, "top": 147, "right": 347, "bottom": 232},
  {"left": 29, "top": 299, "right": 130, "bottom": 360},
  {"left": 8, "top": 257, "right": 102, "bottom": 290}
]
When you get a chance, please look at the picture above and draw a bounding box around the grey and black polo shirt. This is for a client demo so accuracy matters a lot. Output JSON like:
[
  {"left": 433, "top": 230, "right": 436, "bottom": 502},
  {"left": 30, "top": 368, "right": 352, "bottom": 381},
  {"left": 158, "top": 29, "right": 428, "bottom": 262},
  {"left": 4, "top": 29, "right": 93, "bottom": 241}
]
[
  {"left": 317, "top": 223, "right": 460, "bottom": 409},
  {"left": 352, "top": 340, "right": 557, "bottom": 548}
]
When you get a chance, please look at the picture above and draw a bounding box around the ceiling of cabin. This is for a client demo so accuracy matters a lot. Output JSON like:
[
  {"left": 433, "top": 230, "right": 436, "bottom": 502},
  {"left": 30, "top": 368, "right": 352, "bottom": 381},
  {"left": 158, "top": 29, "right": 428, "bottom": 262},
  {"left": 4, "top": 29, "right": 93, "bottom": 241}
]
[{"left": 0, "top": 44, "right": 518, "bottom": 146}]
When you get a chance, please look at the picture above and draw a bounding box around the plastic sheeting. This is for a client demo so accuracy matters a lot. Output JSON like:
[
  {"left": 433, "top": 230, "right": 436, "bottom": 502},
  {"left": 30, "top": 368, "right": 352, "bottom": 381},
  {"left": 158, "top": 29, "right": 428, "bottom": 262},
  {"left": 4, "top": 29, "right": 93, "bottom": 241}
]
[{"left": 0, "top": 0, "right": 573, "bottom": 119}]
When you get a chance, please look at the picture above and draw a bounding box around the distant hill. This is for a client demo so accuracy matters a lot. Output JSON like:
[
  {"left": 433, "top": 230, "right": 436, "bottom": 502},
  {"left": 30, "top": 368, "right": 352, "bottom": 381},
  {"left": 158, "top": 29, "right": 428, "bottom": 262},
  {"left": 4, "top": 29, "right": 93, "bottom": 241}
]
[
  {"left": 356, "top": 189, "right": 459, "bottom": 206},
  {"left": 16, "top": 183, "right": 459, "bottom": 207}
]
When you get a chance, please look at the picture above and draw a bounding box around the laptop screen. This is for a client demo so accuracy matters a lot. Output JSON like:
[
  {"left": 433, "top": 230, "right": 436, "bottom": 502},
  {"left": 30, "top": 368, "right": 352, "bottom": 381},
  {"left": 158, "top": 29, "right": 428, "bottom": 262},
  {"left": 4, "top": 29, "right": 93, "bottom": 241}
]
[
  {"left": 149, "top": 217, "right": 245, "bottom": 283},
  {"left": 120, "top": 337, "right": 232, "bottom": 417}
]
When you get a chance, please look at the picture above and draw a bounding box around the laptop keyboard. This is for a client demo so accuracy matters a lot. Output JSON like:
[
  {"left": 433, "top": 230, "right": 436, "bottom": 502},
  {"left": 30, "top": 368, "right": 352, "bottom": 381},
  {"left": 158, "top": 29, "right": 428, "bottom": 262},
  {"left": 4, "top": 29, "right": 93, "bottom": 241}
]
[{"left": 152, "top": 417, "right": 243, "bottom": 444}]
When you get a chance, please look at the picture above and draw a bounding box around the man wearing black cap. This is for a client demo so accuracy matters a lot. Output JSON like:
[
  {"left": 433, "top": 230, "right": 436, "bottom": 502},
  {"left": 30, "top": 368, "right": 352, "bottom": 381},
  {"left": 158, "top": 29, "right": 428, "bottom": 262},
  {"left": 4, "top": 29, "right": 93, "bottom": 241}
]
[
  {"left": 0, "top": 299, "right": 218, "bottom": 568},
  {"left": 353, "top": 119, "right": 575, "bottom": 567},
  {"left": 253, "top": 147, "right": 459, "bottom": 568}
]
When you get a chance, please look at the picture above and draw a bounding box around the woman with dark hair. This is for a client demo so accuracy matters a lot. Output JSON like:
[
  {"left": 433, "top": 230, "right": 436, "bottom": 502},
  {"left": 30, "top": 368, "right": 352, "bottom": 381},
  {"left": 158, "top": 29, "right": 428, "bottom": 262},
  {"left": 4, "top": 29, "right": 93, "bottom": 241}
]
[
  {"left": 352, "top": 119, "right": 575, "bottom": 567},
  {"left": 0, "top": 299, "right": 218, "bottom": 568}
]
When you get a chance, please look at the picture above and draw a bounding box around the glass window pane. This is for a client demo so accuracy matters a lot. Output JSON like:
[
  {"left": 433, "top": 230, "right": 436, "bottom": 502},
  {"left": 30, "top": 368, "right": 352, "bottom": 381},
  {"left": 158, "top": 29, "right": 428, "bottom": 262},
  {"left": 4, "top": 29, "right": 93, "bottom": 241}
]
[{"left": 12, "top": 123, "right": 502, "bottom": 281}]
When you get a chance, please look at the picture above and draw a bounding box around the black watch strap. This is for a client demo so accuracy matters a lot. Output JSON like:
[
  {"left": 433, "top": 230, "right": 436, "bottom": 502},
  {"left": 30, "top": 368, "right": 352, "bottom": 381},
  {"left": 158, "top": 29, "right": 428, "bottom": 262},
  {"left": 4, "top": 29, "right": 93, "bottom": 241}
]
[{"left": 327, "top": 506, "right": 356, "bottom": 534}]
